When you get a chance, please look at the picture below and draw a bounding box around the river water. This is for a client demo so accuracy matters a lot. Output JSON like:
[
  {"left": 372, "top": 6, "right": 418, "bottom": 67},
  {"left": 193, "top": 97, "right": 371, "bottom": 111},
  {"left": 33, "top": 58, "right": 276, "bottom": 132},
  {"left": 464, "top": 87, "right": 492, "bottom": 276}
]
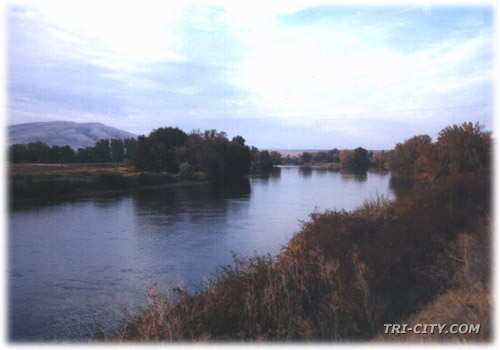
[{"left": 9, "top": 166, "right": 394, "bottom": 341}]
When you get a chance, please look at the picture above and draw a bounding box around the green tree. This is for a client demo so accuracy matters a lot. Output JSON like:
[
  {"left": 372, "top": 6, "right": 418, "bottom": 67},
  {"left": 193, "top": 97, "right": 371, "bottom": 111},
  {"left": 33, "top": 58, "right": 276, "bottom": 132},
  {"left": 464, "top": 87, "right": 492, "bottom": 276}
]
[
  {"left": 94, "top": 139, "right": 111, "bottom": 163},
  {"left": 76, "top": 147, "right": 96, "bottom": 163},
  {"left": 26, "top": 142, "right": 51, "bottom": 163},
  {"left": 225, "top": 136, "right": 252, "bottom": 180},
  {"left": 111, "top": 138, "right": 125, "bottom": 162},
  {"left": 352, "top": 147, "right": 370, "bottom": 170},
  {"left": 49, "top": 145, "right": 75, "bottom": 163},
  {"left": 313, "top": 151, "right": 327, "bottom": 163},
  {"left": 327, "top": 149, "right": 340, "bottom": 163},
  {"left": 201, "top": 130, "right": 228, "bottom": 180},
  {"left": 9, "top": 144, "right": 28, "bottom": 163},
  {"left": 124, "top": 138, "right": 136, "bottom": 160},
  {"left": 132, "top": 127, "right": 188, "bottom": 172}
]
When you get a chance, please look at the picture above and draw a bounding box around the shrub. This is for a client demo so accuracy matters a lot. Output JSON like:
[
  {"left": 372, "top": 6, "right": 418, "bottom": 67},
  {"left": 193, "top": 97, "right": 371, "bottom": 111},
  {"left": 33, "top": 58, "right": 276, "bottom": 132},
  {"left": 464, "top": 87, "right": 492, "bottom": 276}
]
[
  {"left": 179, "top": 162, "right": 194, "bottom": 180},
  {"left": 92, "top": 172, "right": 128, "bottom": 190}
]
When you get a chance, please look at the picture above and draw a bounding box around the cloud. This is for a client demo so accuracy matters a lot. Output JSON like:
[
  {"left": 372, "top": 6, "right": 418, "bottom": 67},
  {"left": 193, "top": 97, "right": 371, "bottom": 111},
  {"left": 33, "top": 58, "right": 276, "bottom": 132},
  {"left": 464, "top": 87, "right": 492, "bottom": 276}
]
[
  {"left": 6, "top": 2, "right": 494, "bottom": 148},
  {"left": 231, "top": 6, "right": 492, "bottom": 125}
]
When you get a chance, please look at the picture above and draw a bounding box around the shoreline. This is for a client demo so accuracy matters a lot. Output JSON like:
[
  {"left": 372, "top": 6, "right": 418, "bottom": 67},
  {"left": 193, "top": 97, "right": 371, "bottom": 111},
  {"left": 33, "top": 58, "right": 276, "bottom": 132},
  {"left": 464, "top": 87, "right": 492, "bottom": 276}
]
[
  {"left": 8, "top": 163, "right": 215, "bottom": 202},
  {"left": 9, "top": 178, "right": 216, "bottom": 204}
]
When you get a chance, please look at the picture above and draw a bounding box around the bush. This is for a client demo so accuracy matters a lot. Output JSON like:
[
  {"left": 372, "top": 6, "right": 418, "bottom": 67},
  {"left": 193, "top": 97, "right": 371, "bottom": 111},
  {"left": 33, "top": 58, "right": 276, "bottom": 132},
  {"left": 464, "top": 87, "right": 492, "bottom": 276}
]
[
  {"left": 135, "top": 172, "right": 176, "bottom": 186},
  {"left": 92, "top": 172, "right": 128, "bottom": 190},
  {"left": 179, "top": 162, "right": 194, "bottom": 180}
]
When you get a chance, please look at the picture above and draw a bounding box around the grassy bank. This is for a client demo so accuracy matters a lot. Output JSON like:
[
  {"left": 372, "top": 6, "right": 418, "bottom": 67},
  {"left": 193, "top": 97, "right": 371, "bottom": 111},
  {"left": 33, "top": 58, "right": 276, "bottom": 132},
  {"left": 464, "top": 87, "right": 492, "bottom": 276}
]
[
  {"left": 104, "top": 123, "right": 491, "bottom": 342},
  {"left": 9, "top": 163, "right": 209, "bottom": 200}
]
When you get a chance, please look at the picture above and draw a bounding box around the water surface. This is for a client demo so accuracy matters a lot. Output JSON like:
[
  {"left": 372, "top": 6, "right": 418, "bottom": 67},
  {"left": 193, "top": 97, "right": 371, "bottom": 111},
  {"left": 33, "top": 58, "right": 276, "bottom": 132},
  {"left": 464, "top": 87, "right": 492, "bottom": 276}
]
[{"left": 9, "top": 166, "right": 394, "bottom": 340}]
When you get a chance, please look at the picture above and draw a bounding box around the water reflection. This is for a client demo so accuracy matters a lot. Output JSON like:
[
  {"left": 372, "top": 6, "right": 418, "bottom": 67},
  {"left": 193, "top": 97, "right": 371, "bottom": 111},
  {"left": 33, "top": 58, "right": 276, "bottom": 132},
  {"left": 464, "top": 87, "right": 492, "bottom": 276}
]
[
  {"left": 340, "top": 168, "right": 368, "bottom": 182},
  {"left": 298, "top": 166, "right": 312, "bottom": 178},
  {"left": 252, "top": 167, "right": 282, "bottom": 183}
]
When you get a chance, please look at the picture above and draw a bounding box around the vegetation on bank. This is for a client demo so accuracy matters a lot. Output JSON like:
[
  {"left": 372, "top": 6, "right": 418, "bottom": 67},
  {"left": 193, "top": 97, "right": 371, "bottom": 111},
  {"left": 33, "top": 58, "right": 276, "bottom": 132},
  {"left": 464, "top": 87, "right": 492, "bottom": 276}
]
[
  {"left": 9, "top": 138, "right": 137, "bottom": 164},
  {"left": 8, "top": 126, "right": 392, "bottom": 200},
  {"left": 103, "top": 122, "right": 491, "bottom": 342},
  {"left": 280, "top": 148, "right": 390, "bottom": 170},
  {"left": 8, "top": 163, "right": 208, "bottom": 200}
]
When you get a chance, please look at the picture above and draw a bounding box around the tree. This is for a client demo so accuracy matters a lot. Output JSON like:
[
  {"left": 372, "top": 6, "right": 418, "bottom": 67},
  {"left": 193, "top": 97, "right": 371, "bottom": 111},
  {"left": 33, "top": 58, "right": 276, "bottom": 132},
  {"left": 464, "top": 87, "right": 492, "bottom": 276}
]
[
  {"left": 270, "top": 151, "right": 282, "bottom": 165},
  {"left": 352, "top": 147, "right": 370, "bottom": 170},
  {"left": 201, "top": 129, "right": 228, "bottom": 180},
  {"left": 186, "top": 132, "right": 204, "bottom": 171},
  {"left": 436, "top": 122, "right": 491, "bottom": 175},
  {"left": 299, "top": 152, "right": 312, "bottom": 164},
  {"left": 254, "top": 150, "right": 274, "bottom": 172},
  {"left": 327, "top": 149, "right": 340, "bottom": 163},
  {"left": 313, "top": 151, "right": 327, "bottom": 163},
  {"left": 390, "top": 135, "right": 432, "bottom": 178},
  {"left": 26, "top": 142, "right": 51, "bottom": 163},
  {"left": 94, "top": 139, "right": 111, "bottom": 163},
  {"left": 49, "top": 145, "right": 75, "bottom": 163},
  {"left": 9, "top": 144, "right": 28, "bottom": 163},
  {"left": 132, "top": 135, "right": 153, "bottom": 170},
  {"left": 123, "top": 138, "right": 136, "bottom": 160},
  {"left": 132, "top": 127, "right": 188, "bottom": 172},
  {"left": 76, "top": 147, "right": 96, "bottom": 163},
  {"left": 225, "top": 136, "right": 252, "bottom": 180},
  {"left": 370, "top": 151, "right": 388, "bottom": 170},
  {"left": 339, "top": 150, "right": 354, "bottom": 167},
  {"left": 111, "top": 138, "right": 125, "bottom": 162}
]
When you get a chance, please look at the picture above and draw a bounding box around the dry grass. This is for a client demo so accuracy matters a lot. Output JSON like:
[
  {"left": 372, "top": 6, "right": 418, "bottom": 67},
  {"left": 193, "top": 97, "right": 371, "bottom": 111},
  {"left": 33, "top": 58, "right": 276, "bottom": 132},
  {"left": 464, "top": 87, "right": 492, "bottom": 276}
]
[{"left": 376, "top": 223, "right": 492, "bottom": 342}]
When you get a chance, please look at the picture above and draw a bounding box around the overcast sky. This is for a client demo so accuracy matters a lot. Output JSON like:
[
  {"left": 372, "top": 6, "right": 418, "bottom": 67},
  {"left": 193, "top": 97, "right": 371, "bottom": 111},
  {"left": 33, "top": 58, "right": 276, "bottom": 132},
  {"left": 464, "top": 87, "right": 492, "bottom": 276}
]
[{"left": 6, "top": 1, "right": 493, "bottom": 149}]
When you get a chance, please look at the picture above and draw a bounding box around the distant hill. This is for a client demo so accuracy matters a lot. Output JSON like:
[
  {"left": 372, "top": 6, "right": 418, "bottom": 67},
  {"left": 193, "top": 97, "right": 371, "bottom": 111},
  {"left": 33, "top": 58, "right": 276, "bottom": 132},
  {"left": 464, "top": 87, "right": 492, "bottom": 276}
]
[
  {"left": 266, "top": 150, "right": 328, "bottom": 157},
  {"left": 8, "top": 121, "right": 137, "bottom": 149},
  {"left": 267, "top": 149, "right": 387, "bottom": 157}
]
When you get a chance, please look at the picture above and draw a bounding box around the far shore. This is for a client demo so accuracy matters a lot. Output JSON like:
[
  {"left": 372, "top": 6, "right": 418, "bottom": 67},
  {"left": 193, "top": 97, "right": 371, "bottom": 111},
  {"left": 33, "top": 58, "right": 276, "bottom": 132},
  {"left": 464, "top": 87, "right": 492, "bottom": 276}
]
[{"left": 9, "top": 163, "right": 214, "bottom": 201}]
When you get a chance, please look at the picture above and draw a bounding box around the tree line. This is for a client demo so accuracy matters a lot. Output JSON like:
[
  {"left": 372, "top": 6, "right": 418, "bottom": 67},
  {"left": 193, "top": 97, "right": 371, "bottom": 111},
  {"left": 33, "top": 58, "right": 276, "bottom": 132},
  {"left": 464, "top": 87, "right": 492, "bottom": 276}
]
[
  {"left": 9, "top": 138, "right": 136, "bottom": 164},
  {"left": 280, "top": 148, "right": 390, "bottom": 170},
  {"left": 8, "top": 127, "right": 287, "bottom": 181},
  {"left": 18, "top": 122, "right": 468, "bottom": 181}
]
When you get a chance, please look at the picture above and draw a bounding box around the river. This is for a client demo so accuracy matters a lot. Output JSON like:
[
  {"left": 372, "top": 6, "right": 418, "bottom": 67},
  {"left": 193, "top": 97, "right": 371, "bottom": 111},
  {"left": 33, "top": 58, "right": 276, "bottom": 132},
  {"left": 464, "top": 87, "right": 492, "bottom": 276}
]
[{"left": 9, "top": 166, "right": 394, "bottom": 341}]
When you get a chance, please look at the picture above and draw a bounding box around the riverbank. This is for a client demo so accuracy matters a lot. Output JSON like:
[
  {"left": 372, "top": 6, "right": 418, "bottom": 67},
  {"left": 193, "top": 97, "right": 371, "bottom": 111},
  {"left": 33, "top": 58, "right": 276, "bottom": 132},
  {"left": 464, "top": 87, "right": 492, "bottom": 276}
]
[
  {"left": 109, "top": 170, "right": 490, "bottom": 341},
  {"left": 107, "top": 123, "right": 491, "bottom": 342},
  {"left": 9, "top": 163, "right": 211, "bottom": 201}
]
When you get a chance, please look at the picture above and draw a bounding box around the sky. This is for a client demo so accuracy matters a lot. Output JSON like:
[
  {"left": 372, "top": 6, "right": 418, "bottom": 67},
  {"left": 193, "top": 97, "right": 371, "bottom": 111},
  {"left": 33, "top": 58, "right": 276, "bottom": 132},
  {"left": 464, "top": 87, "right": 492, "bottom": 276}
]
[{"left": 5, "top": 0, "right": 494, "bottom": 150}]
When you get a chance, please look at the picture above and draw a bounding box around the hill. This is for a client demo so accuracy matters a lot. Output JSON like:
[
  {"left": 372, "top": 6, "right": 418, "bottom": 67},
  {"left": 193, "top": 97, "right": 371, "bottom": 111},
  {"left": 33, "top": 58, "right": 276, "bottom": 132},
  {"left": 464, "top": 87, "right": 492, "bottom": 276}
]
[{"left": 8, "top": 121, "right": 136, "bottom": 149}]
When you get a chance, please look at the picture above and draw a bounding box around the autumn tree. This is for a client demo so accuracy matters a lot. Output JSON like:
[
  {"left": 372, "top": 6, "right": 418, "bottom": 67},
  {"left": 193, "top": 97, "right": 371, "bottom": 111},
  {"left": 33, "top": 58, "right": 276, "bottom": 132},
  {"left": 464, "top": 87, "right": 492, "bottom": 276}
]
[
  {"left": 390, "top": 135, "right": 432, "bottom": 178},
  {"left": 299, "top": 152, "right": 312, "bottom": 164},
  {"left": 436, "top": 122, "right": 491, "bottom": 175}
]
